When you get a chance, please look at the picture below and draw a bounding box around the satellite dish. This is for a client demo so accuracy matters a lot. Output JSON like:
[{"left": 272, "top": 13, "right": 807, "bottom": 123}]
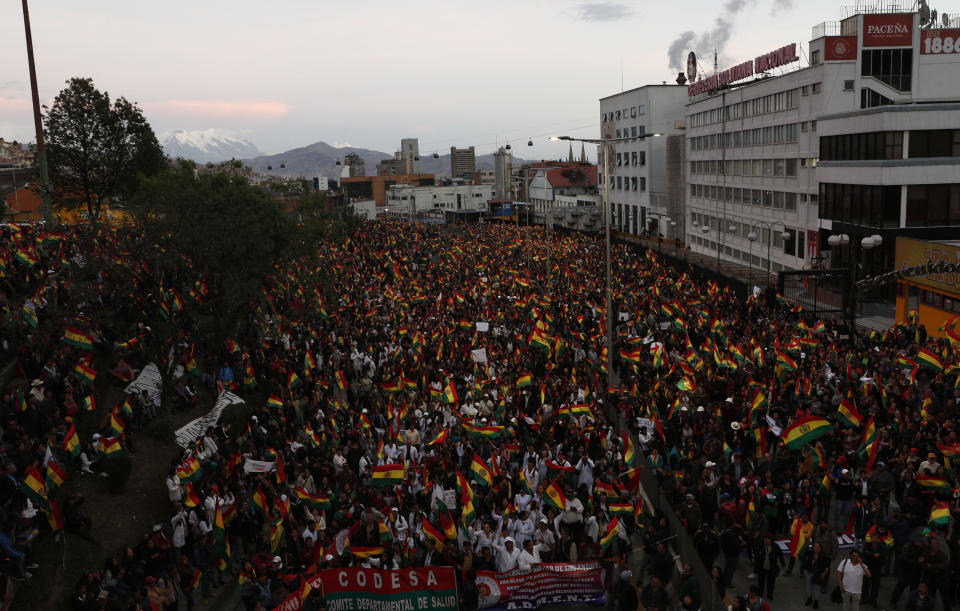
[
  {"left": 686, "top": 52, "right": 698, "bottom": 84},
  {"left": 527, "top": 138, "right": 533, "bottom": 146},
  {"left": 505, "top": 144, "right": 512, "bottom": 150}
]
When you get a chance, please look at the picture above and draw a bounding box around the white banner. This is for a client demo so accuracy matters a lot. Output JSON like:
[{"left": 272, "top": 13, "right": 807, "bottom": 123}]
[
  {"left": 174, "top": 391, "right": 245, "bottom": 448},
  {"left": 475, "top": 322, "right": 490, "bottom": 333},
  {"left": 471, "top": 348, "right": 488, "bottom": 363},
  {"left": 243, "top": 459, "right": 276, "bottom": 473},
  {"left": 125, "top": 363, "right": 163, "bottom": 396}
]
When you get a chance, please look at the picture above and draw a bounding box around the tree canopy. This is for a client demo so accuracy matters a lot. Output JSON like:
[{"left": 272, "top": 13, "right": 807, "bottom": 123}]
[
  {"left": 44, "top": 77, "right": 165, "bottom": 222},
  {"left": 127, "top": 163, "right": 357, "bottom": 341}
]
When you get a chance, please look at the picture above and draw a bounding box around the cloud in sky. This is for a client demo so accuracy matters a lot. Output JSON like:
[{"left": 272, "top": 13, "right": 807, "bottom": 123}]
[
  {"left": 0, "top": 97, "right": 30, "bottom": 112},
  {"left": 575, "top": 2, "right": 634, "bottom": 21},
  {"left": 149, "top": 100, "right": 292, "bottom": 119}
]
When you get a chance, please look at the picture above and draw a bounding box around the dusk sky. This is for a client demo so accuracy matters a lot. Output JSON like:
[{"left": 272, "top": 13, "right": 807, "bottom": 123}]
[{"left": 2, "top": 0, "right": 842, "bottom": 159}]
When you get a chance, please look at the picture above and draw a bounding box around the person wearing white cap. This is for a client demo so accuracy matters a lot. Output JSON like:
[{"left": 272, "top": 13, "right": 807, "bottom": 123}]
[{"left": 491, "top": 533, "right": 522, "bottom": 572}]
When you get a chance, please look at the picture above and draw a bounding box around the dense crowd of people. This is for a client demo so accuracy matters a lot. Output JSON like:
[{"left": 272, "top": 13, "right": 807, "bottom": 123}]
[{"left": 0, "top": 218, "right": 958, "bottom": 611}]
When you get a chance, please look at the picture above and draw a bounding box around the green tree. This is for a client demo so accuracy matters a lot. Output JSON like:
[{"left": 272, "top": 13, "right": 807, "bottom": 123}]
[{"left": 43, "top": 77, "right": 165, "bottom": 222}]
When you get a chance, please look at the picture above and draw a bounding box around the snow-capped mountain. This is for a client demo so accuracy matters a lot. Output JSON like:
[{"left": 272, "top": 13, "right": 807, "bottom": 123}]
[{"left": 161, "top": 129, "right": 263, "bottom": 163}]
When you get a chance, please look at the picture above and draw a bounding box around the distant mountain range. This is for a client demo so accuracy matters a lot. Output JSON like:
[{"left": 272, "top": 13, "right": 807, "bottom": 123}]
[
  {"left": 244, "top": 141, "right": 531, "bottom": 180},
  {"left": 161, "top": 130, "right": 262, "bottom": 163}
]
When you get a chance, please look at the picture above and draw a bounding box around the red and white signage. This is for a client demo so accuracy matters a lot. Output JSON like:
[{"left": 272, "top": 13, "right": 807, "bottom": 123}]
[
  {"left": 863, "top": 13, "right": 913, "bottom": 47},
  {"left": 824, "top": 36, "right": 858, "bottom": 61},
  {"left": 920, "top": 29, "right": 960, "bottom": 54},
  {"left": 807, "top": 230, "right": 820, "bottom": 261},
  {"left": 687, "top": 43, "right": 799, "bottom": 96}
]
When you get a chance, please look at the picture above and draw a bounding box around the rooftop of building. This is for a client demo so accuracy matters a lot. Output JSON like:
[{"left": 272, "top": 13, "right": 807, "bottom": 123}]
[{"left": 599, "top": 83, "right": 688, "bottom": 102}]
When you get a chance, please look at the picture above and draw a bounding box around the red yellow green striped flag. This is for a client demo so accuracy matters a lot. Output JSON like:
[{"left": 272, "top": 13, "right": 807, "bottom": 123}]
[
  {"left": 600, "top": 516, "right": 619, "bottom": 549},
  {"left": 469, "top": 454, "right": 494, "bottom": 487},
  {"left": 64, "top": 327, "right": 94, "bottom": 351},
  {"left": 918, "top": 347, "right": 945, "bottom": 372},
  {"left": 542, "top": 477, "right": 567, "bottom": 511},
  {"left": 20, "top": 465, "right": 48, "bottom": 508},
  {"left": 782, "top": 416, "right": 832, "bottom": 450},
  {"left": 63, "top": 424, "right": 80, "bottom": 456},
  {"left": 371, "top": 463, "right": 405, "bottom": 486}
]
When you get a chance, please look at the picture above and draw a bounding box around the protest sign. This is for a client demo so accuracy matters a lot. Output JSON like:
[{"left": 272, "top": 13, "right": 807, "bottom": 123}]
[
  {"left": 477, "top": 562, "right": 605, "bottom": 610},
  {"left": 174, "top": 392, "right": 245, "bottom": 448}
]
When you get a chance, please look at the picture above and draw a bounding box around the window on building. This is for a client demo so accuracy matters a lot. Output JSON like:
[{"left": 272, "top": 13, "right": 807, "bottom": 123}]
[
  {"left": 844, "top": 80, "right": 855, "bottom": 90},
  {"left": 639, "top": 151, "right": 646, "bottom": 165},
  {"left": 861, "top": 87, "right": 895, "bottom": 109},
  {"left": 861, "top": 48, "right": 913, "bottom": 92},
  {"left": 631, "top": 177, "right": 638, "bottom": 191},
  {"left": 812, "top": 82, "right": 821, "bottom": 94},
  {"left": 786, "top": 158, "right": 798, "bottom": 177},
  {"left": 631, "top": 152, "right": 638, "bottom": 166},
  {"left": 640, "top": 177, "right": 647, "bottom": 191},
  {"left": 616, "top": 153, "right": 622, "bottom": 166},
  {"left": 801, "top": 85, "right": 809, "bottom": 96},
  {"left": 616, "top": 111, "right": 621, "bottom": 120},
  {"left": 906, "top": 184, "right": 960, "bottom": 226},
  {"left": 631, "top": 126, "right": 638, "bottom": 137},
  {"left": 811, "top": 50, "right": 821, "bottom": 65},
  {"left": 909, "top": 130, "right": 960, "bottom": 158}
]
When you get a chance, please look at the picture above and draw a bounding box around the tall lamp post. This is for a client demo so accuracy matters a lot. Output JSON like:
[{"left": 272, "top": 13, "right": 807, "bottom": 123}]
[
  {"left": 747, "top": 231, "right": 758, "bottom": 289},
  {"left": 21, "top": 0, "right": 53, "bottom": 225},
  {"left": 750, "top": 221, "right": 791, "bottom": 286},
  {"left": 551, "top": 132, "right": 661, "bottom": 388}
]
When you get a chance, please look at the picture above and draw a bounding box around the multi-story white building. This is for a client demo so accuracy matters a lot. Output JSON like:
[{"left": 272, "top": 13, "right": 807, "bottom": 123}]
[
  {"left": 816, "top": 8, "right": 960, "bottom": 309},
  {"left": 599, "top": 85, "right": 688, "bottom": 237},
  {"left": 385, "top": 183, "right": 493, "bottom": 217},
  {"left": 684, "top": 3, "right": 960, "bottom": 287}
]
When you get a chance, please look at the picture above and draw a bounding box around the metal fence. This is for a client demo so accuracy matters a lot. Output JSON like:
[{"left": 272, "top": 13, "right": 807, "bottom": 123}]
[{"left": 777, "top": 269, "right": 851, "bottom": 321}]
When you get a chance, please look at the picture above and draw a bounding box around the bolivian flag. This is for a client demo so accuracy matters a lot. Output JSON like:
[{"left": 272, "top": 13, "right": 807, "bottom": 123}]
[
  {"left": 622, "top": 432, "right": 637, "bottom": 466},
  {"left": 782, "top": 416, "right": 832, "bottom": 450},
  {"left": 294, "top": 487, "right": 332, "bottom": 510},
  {"left": 426, "top": 428, "right": 450, "bottom": 446},
  {"left": 836, "top": 399, "right": 863, "bottom": 428},
  {"left": 266, "top": 395, "right": 283, "bottom": 409},
  {"left": 252, "top": 487, "right": 269, "bottom": 517},
  {"left": 469, "top": 454, "right": 494, "bottom": 487},
  {"left": 287, "top": 371, "right": 302, "bottom": 389},
  {"left": 421, "top": 520, "right": 445, "bottom": 551},
  {"left": 442, "top": 379, "right": 459, "bottom": 404},
  {"left": 462, "top": 421, "right": 504, "bottom": 439},
  {"left": 184, "top": 483, "right": 202, "bottom": 508},
  {"left": 516, "top": 374, "right": 532, "bottom": 388},
  {"left": 46, "top": 460, "right": 67, "bottom": 491},
  {"left": 542, "top": 477, "right": 567, "bottom": 511},
  {"left": 608, "top": 501, "right": 633, "bottom": 516},
  {"left": 20, "top": 465, "right": 48, "bottom": 507},
  {"left": 776, "top": 349, "right": 798, "bottom": 371},
  {"left": 371, "top": 463, "right": 405, "bottom": 486},
  {"left": 788, "top": 517, "right": 811, "bottom": 559},
  {"left": 917, "top": 475, "right": 952, "bottom": 493},
  {"left": 63, "top": 424, "right": 80, "bottom": 456},
  {"left": 178, "top": 455, "right": 203, "bottom": 482},
  {"left": 101, "top": 436, "right": 122, "bottom": 455},
  {"left": 335, "top": 370, "right": 348, "bottom": 390},
  {"left": 929, "top": 501, "right": 951, "bottom": 527},
  {"left": 64, "top": 327, "right": 94, "bottom": 351},
  {"left": 82, "top": 395, "right": 95, "bottom": 412},
  {"left": 918, "top": 347, "right": 945, "bottom": 373},
  {"left": 600, "top": 517, "right": 619, "bottom": 549}
]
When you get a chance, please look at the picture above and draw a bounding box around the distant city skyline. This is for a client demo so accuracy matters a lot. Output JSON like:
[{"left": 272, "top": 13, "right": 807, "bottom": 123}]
[{"left": 2, "top": 0, "right": 848, "bottom": 159}]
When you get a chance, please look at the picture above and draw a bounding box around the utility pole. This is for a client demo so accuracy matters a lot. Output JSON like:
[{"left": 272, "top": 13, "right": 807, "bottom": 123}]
[{"left": 22, "top": 0, "right": 53, "bottom": 224}]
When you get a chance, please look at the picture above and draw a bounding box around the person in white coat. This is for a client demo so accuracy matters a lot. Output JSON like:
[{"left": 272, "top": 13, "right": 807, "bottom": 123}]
[
  {"left": 518, "top": 539, "right": 550, "bottom": 571},
  {"left": 491, "top": 535, "right": 522, "bottom": 572}
]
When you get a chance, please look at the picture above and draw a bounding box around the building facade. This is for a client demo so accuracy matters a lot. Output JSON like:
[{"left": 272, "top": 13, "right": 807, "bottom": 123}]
[
  {"left": 450, "top": 146, "right": 476, "bottom": 178},
  {"left": 526, "top": 162, "right": 600, "bottom": 213},
  {"left": 684, "top": 5, "right": 960, "bottom": 292},
  {"left": 401, "top": 138, "right": 420, "bottom": 174},
  {"left": 815, "top": 10, "right": 960, "bottom": 308},
  {"left": 385, "top": 183, "right": 493, "bottom": 216},
  {"left": 344, "top": 152, "right": 366, "bottom": 177},
  {"left": 599, "top": 85, "right": 688, "bottom": 238}
]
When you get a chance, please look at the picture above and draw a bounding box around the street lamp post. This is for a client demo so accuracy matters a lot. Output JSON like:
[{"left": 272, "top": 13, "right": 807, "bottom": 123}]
[
  {"left": 747, "top": 231, "right": 757, "bottom": 289},
  {"left": 749, "top": 221, "right": 790, "bottom": 286},
  {"left": 551, "top": 133, "right": 661, "bottom": 388},
  {"left": 670, "top": 220, "right": 678, "bottom": 257},
  {"left": 21, "top": 0, "right": 53, "bottom": 225}
]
